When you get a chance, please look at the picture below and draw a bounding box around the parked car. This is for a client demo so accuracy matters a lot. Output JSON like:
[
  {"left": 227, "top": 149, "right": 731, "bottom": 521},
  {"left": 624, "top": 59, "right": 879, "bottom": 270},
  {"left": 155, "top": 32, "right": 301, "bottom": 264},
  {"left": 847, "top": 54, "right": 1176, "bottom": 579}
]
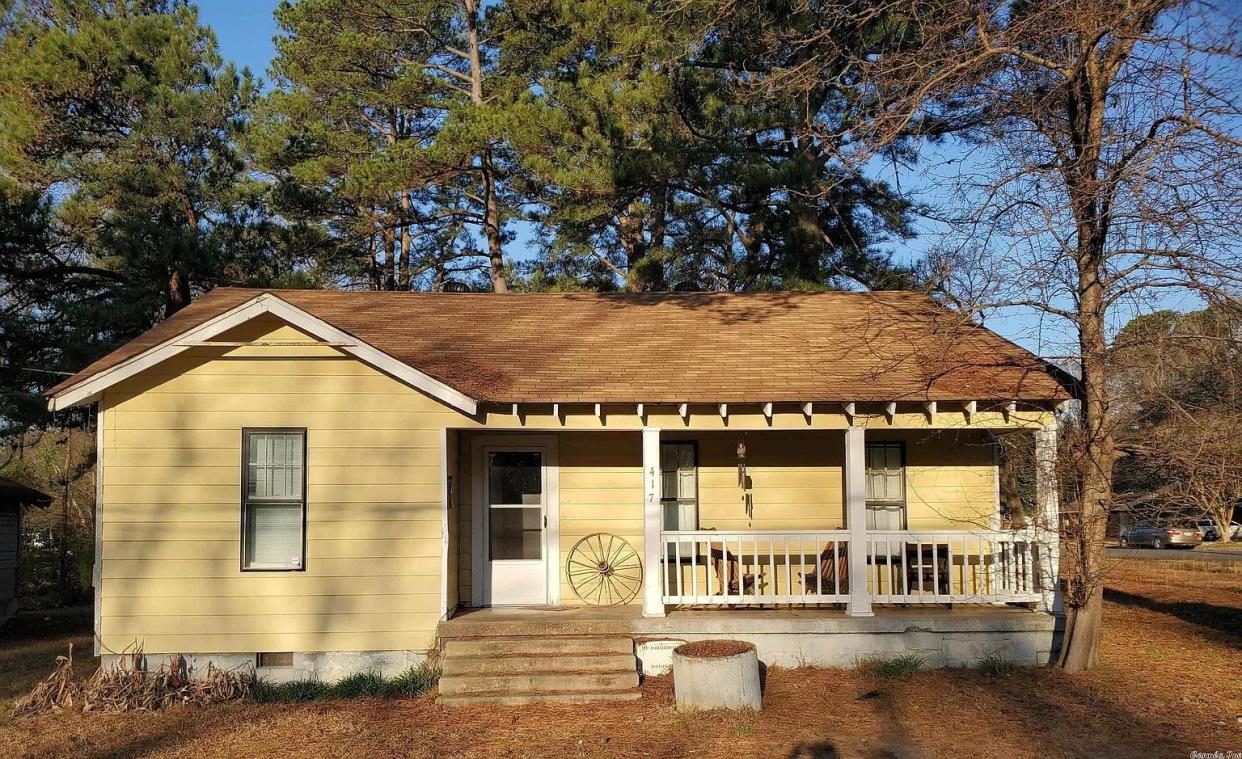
[
  {"left": 1119, "top": 525, "right": 1203, "bottom": 549},
  {"left": 1193, "top": 519, "right": 1241, "bottom": 542}
]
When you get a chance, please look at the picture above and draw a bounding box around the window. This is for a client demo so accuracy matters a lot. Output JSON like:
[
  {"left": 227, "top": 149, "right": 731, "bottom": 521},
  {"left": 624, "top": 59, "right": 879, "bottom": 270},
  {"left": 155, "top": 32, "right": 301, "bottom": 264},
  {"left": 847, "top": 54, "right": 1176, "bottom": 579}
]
[
  {"left": 660, "top": 442, "right": 698, "bottom": 533},
  {"left": 486, "top": 451, "right": 544, "bottom": 560},
  {"left": 242, "top": 429, "right": 306, "bottom": 571},
  {"left": 865, "top": 442, "right": 905, "bottom": 530}
]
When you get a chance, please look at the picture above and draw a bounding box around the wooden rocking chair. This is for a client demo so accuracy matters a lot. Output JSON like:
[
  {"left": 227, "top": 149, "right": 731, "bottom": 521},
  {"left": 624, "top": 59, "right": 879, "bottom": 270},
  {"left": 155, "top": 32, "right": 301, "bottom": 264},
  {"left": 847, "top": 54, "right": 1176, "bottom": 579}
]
[
  {"left": 709, "top": 546, "right": 761, "bottom": 596},
  {"left": 800, "top": 543, "right": 849, "bottom": 596}
]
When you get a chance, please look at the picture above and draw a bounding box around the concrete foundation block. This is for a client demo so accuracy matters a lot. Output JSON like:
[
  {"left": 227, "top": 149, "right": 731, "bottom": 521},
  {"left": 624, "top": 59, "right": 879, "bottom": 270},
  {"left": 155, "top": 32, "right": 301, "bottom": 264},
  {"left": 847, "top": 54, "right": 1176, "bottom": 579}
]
[{"left": 105, "top": 650, "right": 432, "bottom": 683}]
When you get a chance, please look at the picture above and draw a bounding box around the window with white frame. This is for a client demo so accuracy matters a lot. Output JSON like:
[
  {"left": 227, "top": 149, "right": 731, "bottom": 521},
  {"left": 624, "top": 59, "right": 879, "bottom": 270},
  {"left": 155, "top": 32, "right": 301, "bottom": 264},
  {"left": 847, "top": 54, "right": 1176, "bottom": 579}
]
[
  {"left": 865, "top": 442, "right": 906, "bottom": 530},
  {"left": 242, "top": 429, "right": 306, "bottom": 570},
  {"left": 660, "top": 442, "right": 698, "bottom": 533}
]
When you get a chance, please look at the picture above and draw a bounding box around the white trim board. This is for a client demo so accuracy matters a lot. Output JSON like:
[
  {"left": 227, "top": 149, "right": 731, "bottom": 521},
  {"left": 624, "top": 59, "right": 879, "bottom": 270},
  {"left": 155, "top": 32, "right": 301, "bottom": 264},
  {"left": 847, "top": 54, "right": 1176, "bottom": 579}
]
[
  {"left": 92, "top": 400, "right": 105, "bottom": 656},
  {"left": 439, "top": 428, "right": 451, "bottom": 621},
  {"left": 47, "top": 293, "right": 478, "bottom": 415}
]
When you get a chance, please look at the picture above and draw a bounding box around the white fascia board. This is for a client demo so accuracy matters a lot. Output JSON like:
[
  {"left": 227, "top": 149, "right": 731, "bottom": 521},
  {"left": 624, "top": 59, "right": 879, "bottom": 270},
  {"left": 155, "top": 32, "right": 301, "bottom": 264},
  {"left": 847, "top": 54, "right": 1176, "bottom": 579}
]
[{"left": 48, "top": 293, "right": 478, "bottom": 415}]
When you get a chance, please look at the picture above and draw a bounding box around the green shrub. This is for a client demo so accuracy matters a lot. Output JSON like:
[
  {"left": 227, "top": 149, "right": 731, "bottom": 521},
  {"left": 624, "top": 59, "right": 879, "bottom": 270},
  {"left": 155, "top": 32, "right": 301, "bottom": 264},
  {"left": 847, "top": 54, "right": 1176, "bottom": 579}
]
[
  {"left": 857, "top": 654, "right": 925, "bottom": 679},
  {"left": 384, "top": 663, "right": 440, "bottom": 698},
  {"left": 977, "top": 655, "right": 1017, "bottom": 677},
  {"left": 250, "top": 662, "right": 440, "bottom": 703},
  {"left": 333, "top": 672, "right": 387, "bottom": 699},
  {"left": 252, "top": 679, "right": 332, "bottom": 703}
]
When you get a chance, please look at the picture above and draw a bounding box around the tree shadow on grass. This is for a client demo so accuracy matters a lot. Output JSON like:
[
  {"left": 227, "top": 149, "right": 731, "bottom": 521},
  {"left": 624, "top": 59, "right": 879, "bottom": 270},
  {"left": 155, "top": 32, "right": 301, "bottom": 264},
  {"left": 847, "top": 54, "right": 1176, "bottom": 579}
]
[
  {"left": 787, "top": 741, "right": 839, "bottom": 758},
  {"left": 73, "top": 710, "right": 222, "bottom": 759},
  {"left": 1103, "top": 587, "right": 1241, "bottom": 640},
  {"left": 959, "top": 668, "right": 1206, "bottom": 758}
]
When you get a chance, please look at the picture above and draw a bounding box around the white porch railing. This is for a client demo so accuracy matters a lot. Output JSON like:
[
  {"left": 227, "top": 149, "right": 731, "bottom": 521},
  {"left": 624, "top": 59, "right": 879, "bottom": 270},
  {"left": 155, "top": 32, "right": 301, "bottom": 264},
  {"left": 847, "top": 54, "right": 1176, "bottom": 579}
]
[
  {"left": 659, "top": 529, "right": 1043, "bottom": 607},
  {"left": 660, "top": 530, "right": 850, "bottom": 605},
  {"left": 863, "top": 530, "right": 1042, "bottom": 604}
]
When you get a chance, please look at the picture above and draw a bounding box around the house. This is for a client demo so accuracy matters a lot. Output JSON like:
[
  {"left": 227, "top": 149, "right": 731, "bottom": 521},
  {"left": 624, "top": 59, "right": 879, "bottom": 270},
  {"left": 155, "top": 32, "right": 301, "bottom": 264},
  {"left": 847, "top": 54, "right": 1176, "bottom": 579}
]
[
  {"left": 46, "top": 289, "right": 1070, "bottom": 703},
  {"left": 0, "top": 476, "right": 53, "bottom": 624}
]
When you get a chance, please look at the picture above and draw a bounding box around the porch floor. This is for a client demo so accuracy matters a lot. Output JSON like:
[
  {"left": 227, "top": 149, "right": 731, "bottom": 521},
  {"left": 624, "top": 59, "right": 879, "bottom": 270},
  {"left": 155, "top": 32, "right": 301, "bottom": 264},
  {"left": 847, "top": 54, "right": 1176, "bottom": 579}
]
[{"left": 438, "top": 604, "right": 1058, "bottom": 639}]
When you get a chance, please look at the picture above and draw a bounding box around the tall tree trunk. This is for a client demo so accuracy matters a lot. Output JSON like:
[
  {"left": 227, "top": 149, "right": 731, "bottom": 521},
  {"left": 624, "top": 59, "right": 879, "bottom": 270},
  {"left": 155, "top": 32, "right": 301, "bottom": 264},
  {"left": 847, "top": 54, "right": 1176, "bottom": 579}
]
[
  {"left": 1053, "top": 53, "right": 1120, "bottom": 672},
  {"left": 648, "top": 183, "right": 669, "bottom": 291},
  {"left": 398, "top": 191, "right": 413, "bottom": 290},
  {"left": 481, "top": 151, "right": 507, "bottom": 293},
  {"left": 367, "top": 232, "right": 381, "bottom": 291},
  {"left": 464, "top": 0, "right": 507, "bottom": 293},
  {"left": 619, "top": 201, "right": 646, "bottom": 292},
  {"left": 381, "top": 227, "right": 396, "bottom": 291},
  {"left": 1058, "top": 222, "right": 1117, "bottom": 675},
  {"left": 650, "top": 182, "right": 668, "bottom": 256},
  {"left": 1057, "top": 264, "right": 1115, "bottom": 671},
  {"left": 59, "top": 433, "right": 72, "bottom": 602},
  {"left": 166, "top": 267, "right": 190, "bottom": 314}
]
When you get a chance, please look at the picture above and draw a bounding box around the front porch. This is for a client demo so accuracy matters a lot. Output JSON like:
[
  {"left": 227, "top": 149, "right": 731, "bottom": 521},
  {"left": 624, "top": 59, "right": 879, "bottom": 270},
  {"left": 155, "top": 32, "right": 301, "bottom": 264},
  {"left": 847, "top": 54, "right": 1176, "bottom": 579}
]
[
  {"left": 437, "top": 604, "right": 1061, "bottom": 668},
  {"left": 446, "top": 405, "right": 1061, "bottom": 630}
]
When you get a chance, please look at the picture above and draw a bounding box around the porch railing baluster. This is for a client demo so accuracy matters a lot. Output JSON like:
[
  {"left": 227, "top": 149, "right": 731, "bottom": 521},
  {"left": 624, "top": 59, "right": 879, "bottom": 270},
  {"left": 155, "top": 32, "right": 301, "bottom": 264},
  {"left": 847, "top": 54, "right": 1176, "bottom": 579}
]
[{"left": 656, "top": 528, "right": 1039, "bottom": 607}]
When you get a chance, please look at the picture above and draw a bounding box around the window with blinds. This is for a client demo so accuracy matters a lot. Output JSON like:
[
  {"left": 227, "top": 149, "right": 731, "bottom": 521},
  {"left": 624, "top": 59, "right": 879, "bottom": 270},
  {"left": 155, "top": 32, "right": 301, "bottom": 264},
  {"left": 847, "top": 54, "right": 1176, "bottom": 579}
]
[
  {"left": 864, "top": 442, "right": 906, "bottom": 530},
  {"left": 660, "top": 442, "right": 698, "bottom": 534},
  {"left": 242, "top": 429, "right": 306, "bottom": 570}
]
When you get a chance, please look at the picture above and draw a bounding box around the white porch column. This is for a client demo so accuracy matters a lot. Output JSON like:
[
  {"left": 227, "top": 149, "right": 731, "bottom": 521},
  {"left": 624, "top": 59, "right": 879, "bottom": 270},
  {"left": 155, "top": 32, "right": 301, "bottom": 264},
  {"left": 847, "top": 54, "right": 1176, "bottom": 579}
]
[
  {"left": 843, "top": 426, "right": 873, "bottom": 616},
  {"left": 1034, "top": 420, "right": 1063, "bottom": 614},
  {"left": 642, "top": 427, "right": 665, "bottom": 617}
]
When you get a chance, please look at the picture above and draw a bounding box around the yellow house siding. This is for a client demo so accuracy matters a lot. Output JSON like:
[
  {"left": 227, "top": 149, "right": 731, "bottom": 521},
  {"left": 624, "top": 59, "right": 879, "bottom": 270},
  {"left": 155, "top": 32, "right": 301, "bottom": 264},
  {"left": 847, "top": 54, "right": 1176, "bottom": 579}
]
[
  {"left": 98, "top": 315, "right": 458, "bottom": 655},
  {"left": 687, "top": 431, "right": 845, "bottom": 532},
  {"left": 556, "top": 433, "right": 643, "bottom": 605},
  {"left": 867, "top": 430, "right": 998, "bottom": 531}
]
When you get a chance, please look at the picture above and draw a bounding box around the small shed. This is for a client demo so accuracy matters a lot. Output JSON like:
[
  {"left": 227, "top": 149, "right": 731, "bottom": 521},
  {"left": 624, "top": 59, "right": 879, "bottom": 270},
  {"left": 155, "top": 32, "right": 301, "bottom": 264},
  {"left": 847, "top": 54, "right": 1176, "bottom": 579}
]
[{"left": 0, "top": 477, "right": 52, "bottom": 624}]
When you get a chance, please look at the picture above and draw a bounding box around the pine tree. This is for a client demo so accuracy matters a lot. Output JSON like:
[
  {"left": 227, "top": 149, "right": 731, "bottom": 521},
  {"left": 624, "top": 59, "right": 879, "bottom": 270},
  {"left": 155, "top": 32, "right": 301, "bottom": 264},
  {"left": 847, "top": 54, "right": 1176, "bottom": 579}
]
[
  {"left": 254, "top": 0, "right": 518, "bottom": 292},
  {"left": 0, "top": 0, "right": 259, "bottom": 315}
]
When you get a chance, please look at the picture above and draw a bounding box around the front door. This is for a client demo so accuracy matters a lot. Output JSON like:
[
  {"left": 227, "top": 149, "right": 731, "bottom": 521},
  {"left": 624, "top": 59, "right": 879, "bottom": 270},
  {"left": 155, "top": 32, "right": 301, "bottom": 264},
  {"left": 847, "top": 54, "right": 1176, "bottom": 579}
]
[{"left": 483, "top": 448, "right": 548, "bottom": 605}]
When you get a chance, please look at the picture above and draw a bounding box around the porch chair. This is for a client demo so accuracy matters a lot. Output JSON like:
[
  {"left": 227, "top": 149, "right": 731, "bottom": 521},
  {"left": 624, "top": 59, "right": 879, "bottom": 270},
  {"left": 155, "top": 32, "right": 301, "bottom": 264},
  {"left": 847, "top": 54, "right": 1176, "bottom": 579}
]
[
  {"left": 903, "top": 542, "right": 951, "bottom": 596},
  {"left": 800, "top": 543, "right": 849, "bottom": 596},
  {"left": 709, "top": 546, "right": 762, "bottom": 596}
]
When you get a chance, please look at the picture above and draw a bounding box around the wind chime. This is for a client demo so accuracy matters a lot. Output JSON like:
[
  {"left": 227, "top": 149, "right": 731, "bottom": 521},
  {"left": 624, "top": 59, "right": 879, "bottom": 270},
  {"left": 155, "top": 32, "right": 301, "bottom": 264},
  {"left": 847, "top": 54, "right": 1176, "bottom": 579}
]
[{"left": 737, "top": 434, "right": 754, "bottom": 521}]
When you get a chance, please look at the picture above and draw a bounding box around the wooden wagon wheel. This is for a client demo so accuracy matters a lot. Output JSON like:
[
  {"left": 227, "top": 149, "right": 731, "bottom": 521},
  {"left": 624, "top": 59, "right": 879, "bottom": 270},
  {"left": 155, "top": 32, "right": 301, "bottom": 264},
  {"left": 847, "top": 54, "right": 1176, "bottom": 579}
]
[{"left": 566, "top": 533, "right": 643, "bottom": 605}]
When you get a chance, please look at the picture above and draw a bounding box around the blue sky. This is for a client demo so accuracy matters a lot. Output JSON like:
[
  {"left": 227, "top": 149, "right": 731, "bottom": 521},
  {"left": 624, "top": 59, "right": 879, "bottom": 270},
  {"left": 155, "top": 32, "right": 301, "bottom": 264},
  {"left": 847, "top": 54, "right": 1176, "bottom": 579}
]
[{"left": 199, "top": 1, "right": 280, "bottom": 82}]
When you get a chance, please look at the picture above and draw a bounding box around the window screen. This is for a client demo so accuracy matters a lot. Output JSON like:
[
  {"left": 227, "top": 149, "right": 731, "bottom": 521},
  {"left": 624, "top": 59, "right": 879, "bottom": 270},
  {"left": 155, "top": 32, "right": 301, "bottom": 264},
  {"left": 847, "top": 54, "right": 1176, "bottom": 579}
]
[
  {"left": 864, "top": 442, "right": 905, "bottom": 530},
  {"left": 243, "top": 430, "right": 306, "bottom": 570},
  {"left": 660, "top": 442, "right": 698, "bottom": 532}
]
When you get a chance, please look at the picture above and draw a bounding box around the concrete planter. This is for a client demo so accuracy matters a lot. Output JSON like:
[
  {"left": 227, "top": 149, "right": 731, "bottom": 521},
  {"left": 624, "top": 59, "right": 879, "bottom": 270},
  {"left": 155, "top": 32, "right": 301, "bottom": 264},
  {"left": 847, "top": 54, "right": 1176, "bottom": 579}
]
[{"left": 671, "top": 640, "right": 762, "bottom": 711}]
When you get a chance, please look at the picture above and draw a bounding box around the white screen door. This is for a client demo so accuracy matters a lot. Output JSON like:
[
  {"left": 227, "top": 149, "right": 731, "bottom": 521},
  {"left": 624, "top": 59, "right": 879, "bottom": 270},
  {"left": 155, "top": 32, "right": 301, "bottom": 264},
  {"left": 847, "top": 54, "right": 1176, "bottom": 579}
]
[{"left": 484, "top": 449, "right": 547, "bottom": 605}]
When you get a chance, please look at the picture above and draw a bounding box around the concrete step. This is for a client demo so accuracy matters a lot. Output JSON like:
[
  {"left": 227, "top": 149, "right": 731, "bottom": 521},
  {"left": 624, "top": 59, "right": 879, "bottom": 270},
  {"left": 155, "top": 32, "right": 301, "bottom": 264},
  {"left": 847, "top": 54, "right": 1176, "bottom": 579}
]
[
  {"left": 438, "top": 670, "right": 639, "bottom": 697},
  {"left": 437, "top": 689, "right": 642, "bottom": 706},
  {"left": 443, "top": 636, "right": 633, "bottom": 658},
  {"left": 441, "top": 652, "right": 637, "bottom": 677}
]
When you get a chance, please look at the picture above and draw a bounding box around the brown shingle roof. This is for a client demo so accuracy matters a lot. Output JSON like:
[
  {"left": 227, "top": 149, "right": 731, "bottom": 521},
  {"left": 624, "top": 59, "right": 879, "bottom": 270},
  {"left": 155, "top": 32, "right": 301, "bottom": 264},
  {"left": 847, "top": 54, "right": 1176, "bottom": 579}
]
[{"left": 47, "top": 288, "right": 1071, "bottom": 404}]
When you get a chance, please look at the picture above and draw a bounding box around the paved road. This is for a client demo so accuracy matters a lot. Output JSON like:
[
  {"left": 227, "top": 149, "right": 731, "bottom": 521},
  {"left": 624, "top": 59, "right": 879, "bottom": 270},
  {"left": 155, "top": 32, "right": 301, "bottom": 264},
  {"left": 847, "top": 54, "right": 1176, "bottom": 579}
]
[{"left": 1107, "top": 546, "right": 1242, "bottom": 562}]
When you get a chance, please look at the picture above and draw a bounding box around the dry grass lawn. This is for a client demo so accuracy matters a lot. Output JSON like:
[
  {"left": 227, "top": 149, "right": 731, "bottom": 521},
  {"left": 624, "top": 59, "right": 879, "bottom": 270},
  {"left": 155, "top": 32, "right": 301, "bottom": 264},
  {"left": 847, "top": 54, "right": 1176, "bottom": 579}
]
[{"left": 2, "top": 559, "right": 1239, "bottom": 758}]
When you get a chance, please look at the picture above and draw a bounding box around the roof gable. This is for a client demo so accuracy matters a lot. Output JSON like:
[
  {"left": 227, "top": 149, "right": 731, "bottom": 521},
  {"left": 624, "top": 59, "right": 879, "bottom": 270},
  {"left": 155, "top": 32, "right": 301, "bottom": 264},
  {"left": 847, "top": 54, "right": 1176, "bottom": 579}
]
[{"left": 47, "top": 293, "right": 478, "bottom": 414}]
